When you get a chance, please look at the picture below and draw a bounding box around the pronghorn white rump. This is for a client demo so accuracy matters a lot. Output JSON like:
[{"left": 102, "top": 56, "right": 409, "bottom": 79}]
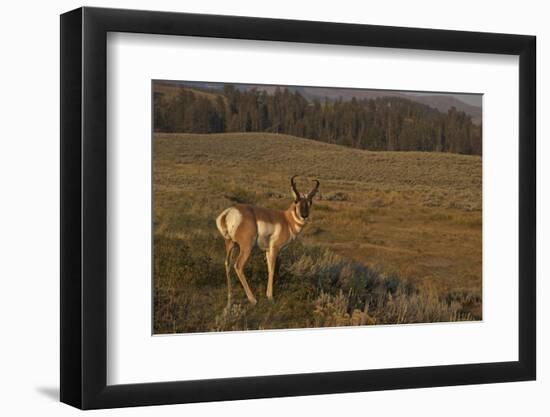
[
  {"left": 215, "top": 207, "right": 242, "bottom": 241},
  {"left": 216, "top": 176, "right": 320, "bottom": 305}
]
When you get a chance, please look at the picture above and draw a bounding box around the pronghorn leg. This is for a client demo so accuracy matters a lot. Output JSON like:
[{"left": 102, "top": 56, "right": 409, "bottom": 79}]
[
  {"left": 265, "top": 247, "right": 279, "bottom": 301},
  {"left": 234, "top": 244, "right": 257, "bottom": 305},
  {"left": 224, "top": 239, "right": 235, "bottom": 307}
]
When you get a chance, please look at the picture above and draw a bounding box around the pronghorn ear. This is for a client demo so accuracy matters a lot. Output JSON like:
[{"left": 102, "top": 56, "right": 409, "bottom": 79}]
[{"left": 291, "top": 187, "right": 300, "bottom": 202}]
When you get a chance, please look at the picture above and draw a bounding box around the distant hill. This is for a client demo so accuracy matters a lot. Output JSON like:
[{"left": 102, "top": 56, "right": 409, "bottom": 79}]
[
  {"left": 295, "top": 87, "right": 482, "bottom": 125},
  {"left": 156, "top": 81, "right": 482, "bottom": 125},
  {"left": 154, "top": 82, "right": 223, "bottom": 102},
  {"left": 411, "top": 95, "right": 481, "bottom": 125},
  {"left": 154, "top": 80, "right": 482, "bottom": 155}
]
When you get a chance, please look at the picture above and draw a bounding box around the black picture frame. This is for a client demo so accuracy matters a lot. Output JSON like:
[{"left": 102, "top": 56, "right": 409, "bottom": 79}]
[{"left": 60, "top": 6, "right": 536, "bottom": 410}]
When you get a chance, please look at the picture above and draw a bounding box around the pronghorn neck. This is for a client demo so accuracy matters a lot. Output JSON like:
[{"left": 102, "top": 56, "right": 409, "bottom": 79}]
[{"left": 286, "top": 204, "right": 306, "bottom": 235}]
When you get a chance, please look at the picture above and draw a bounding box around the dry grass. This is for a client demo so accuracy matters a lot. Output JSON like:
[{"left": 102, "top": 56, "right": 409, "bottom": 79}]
[{"left": 153, "top": 132, "right": 482, "bottom": 333}]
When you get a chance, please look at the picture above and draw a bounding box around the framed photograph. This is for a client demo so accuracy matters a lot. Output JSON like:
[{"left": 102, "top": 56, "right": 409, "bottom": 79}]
[{"left": 60, "top": 7, "right": 536, "bottom": 409}]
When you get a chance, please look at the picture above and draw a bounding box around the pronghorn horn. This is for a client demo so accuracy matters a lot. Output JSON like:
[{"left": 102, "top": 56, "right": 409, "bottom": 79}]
[
  {"left": 291, "top": 175, "right": 301, "bottom": 201},
  {"left": 307, "top": 180, "right": 320, "bottom": 200}
]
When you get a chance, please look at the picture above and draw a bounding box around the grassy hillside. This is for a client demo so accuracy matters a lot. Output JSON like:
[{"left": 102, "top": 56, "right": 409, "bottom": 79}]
[{"left": 153, "top": 132, "right": 482, "bottom": 333}]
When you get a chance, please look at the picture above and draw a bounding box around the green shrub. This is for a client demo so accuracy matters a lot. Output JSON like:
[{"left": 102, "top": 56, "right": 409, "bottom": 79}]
[{"left": 154, "top": 234, "right": 476, "bottom": 333}]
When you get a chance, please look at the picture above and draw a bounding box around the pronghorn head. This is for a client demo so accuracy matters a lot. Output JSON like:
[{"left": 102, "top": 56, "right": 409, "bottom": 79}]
[{"left": 290, "top": 175, "right": 320, "bottom": 221}]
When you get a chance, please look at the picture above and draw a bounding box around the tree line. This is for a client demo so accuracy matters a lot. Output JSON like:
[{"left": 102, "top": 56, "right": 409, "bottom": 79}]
[{"left": 154, "top": 85, "right": 482, "bottom": 155}]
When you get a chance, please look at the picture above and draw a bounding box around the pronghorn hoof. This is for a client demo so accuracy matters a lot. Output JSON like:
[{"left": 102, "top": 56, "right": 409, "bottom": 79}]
[
  {"left": 248, "top": 298, "right": 258, "bottom": 306},
  {"left": 266, "top": 295, "right": 274, "bottom": 302}
]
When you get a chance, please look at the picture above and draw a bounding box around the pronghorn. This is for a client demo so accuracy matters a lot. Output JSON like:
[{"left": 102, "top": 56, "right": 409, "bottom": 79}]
[{"left": 216, "top": 176, "right": 320, "bottom": 305}]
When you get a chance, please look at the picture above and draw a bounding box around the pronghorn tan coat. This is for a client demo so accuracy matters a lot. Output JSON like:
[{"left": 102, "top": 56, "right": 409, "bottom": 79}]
[{"left": 216, "top": 177, "right": 319, "bottom": 305}]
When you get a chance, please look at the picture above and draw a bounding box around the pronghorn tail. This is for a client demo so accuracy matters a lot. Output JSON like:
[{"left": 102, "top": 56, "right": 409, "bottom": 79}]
[{"left": 216, "top": 208, "right": 232, "bottom": 239}]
